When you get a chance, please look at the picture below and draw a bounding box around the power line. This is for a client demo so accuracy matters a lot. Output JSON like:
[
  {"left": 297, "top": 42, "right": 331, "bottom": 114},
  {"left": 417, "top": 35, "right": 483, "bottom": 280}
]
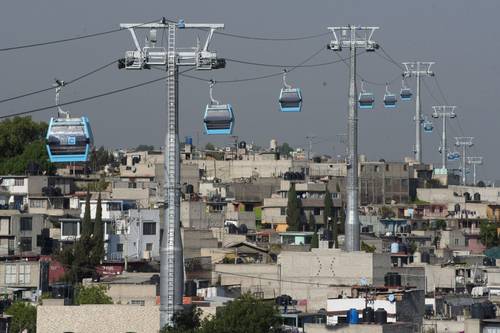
[
  {"left": 0, "top": 19, "right": 161, "bottom": 52},
  {"left": 0, "top": 59, "right": 118, "bottom": 104},
  {"left": 0, "top": 68, "right": 195, "bottom": 119}
]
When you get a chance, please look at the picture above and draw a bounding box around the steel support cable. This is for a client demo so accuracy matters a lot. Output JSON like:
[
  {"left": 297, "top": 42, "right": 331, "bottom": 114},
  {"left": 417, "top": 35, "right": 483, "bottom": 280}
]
[
  {"left": 0, "top": 19, "right": 162, "bottom": 52},
  {"left": 0, "top": 58, "right": 118, "bottom": 104},
  {"left": 0, "top": 67, "right": 195, "bottom": 119}
]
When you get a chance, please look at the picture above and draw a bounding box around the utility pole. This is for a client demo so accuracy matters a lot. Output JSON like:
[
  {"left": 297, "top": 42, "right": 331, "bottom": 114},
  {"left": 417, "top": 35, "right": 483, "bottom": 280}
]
[
  {"left": 119, "top": 19, "right": 225, "bottom": 328},
  {"left": 305, "top": 135, "right": 316, "bottom": 162},
  {"left": 467, "top": 157, "right": 483, "bottom": 186},
  {"left": 327, "top": 25, "right": 379, "bottom": 252},
  {"left": 455, "top": 137, "right": 474, "bottom": 185},
  {"left": 431, "top": 106, "right": 456, "bottom": 170},
  {"left": 402, "top": 62, "right": 435, "bottom": 164}
]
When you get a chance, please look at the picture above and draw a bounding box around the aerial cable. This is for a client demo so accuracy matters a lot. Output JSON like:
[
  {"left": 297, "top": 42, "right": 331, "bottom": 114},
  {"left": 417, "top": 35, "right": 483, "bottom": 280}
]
[
  {"left": 0, "top": 67, "right": 195, "bottom": 119},
  {"left": 180, "top": 46, "right": 326, "bottom": 84},
  {"left": 0, "top": 19, "right": 162, "bottom": 52},
  {"left": 0, "top": 58, "right": 118, "bottom": 104},
  {"left": 213, "top": 30, "right": 331, "bottom": 41}
]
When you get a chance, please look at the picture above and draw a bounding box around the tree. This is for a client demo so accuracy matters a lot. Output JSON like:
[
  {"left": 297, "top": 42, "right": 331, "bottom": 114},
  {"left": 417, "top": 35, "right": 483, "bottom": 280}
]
[
  {"left": 0, "top": 117, "right": 54, "bottom": 175},
  {"left": 91, "top": 192, "right": 105, "bottom": 265},
  {"left": 278, "top": 142, "right": 293, "bottom": 157},
  {"left": 311, "top": 231, "right": 319, "bottom": 249},
  {"left": 380, "top": 206, "right": 395, "bottom": 219},
  {"left": 308, "top": 212, "right": 315, "bottom": 232},
  {"left": 200, "top": 294, "right": 280, "bottom": 333},
  {"left": 81, "top": 189, "right": 93, "bottom": 239},
  {"left": 90, "top": 146, "right": 115, "bottom": 172},
  {"left": 323, "top": 189, "right": 334, "bottom": 227},
  {"left": 286, "top": 183, "right": 301, "bottom": 231},
  {"left": 161, "top": 306, "right": 203, "bottom": 333},
  {"left": 5, "top": 301, "right": 36, "bottom": 333},
  {"left": 433, "top": 220, "right": 447, "bottom": 231},
  {"left": 480, "top": 221, "right": 499, "bottom": 248},
  {"left": 76, "top": 285, "right": 113, "bottom": 304},
  {"left": 205, "top": 143, "right": 215, "bottom": 151}
]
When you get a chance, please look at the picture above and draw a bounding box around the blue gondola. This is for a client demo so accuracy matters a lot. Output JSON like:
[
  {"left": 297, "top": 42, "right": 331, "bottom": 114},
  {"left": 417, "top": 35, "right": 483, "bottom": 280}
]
[
  {"left": 358, "top": 81, "right": 375, "bottom": 109},
  {"left": 279, "top": 70, "right": 302, "bottom": 112},
  {"left": 383, "top": 84, "right": 397, "bottom": 108},
  {"left": 447, "top": 152, "right": 460, "bottom": 161},
  {"left": 423, "top": 120, "right": 434, "bottom": 133},
  {"left": 400, "top": 79, "right": 412, "bottom": 101},
  {"left": 46, "top": 117, "right": 94, "bottom": 163},
  {"left": 204, "top": 80, "right": 234, "bottom": 135},
  {"left": 46, "top": 80, "right": 94, "bottom": 163}
]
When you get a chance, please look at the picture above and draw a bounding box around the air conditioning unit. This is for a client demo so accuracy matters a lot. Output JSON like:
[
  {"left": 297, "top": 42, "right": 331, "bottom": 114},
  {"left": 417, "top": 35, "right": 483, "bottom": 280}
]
[{"left": 143, "top": 251, "right": 151, "bottom": 260}]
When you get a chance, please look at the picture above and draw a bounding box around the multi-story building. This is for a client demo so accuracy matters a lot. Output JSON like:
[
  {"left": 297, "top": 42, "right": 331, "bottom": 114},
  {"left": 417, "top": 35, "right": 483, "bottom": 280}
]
[
  {"left": 262, "top": 180, "right": 342, "bottom": 231},
  {"left": 0, "top": 211, "right": 50, "bottom": 256}
]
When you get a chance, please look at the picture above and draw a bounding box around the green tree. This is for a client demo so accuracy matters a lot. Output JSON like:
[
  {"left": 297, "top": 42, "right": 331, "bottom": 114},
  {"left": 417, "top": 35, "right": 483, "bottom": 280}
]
[
  {"left": 286, "top": 183, "right": 301, "bottom": 231},
  {"left": 200, "top": 294, "right": 280, "bottom": 333},
  {"left": 323, "top": 189, "right": 334, "bottom": 227},
  {"left": 480, "top": 221, "right": 499, "bottom": 248},
  {"left": 5, "top": 301, "right": 36, "bottom": 333},
  {"left": 91, "top": 192, "right": 105, "bottom": 265},
  {"left": 433, "top": 220, "right": 447, "bottom": 231},
  {"left": 0, "top": 117, "right": 54, "bottom": 175},
  {"left": 380, "top": 206, "right": 395, "bottom": 219},
  {"left": 205, "top": 143, "right": 215, "bottom": 151},
  {"left": 311, "top": 231, "right": 319, "bottom": 249},
  {"left": 76, "top": 285, "right": 113, "bottom": 304},
  {"left": 90, "top": 146, "right": 115, "bottom": 172},
  {"left": 81, "top": 189, "right": 93, "bottom": 239},
  {"left": 308, "top": 211, "right": 315, "bottom": 232},
  {"left": 279, "top": 142, "right": 293, "bottom": 157},
  {"left": 161, "top": 306, "right": 203, "bottom": 333}
]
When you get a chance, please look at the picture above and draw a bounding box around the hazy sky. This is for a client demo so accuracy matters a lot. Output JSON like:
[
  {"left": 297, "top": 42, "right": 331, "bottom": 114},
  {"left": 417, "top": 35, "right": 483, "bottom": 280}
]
[{"left": 0, "top": 0, "right": 498, "bottom": 180}]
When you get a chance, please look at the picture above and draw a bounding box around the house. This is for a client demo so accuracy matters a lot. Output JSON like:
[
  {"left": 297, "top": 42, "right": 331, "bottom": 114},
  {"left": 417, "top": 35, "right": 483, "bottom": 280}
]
[
  {"left": 0, "top": 260, "right": 41, "bottom": 301},
  {"left": 0, "top": 212, "right": 50, "bottom": 256}
]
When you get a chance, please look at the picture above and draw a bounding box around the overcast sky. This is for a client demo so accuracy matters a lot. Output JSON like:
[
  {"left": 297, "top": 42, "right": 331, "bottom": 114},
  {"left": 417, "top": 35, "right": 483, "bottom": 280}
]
[{"left": 0, "top": 0, "right": 498, "bottom": 180}]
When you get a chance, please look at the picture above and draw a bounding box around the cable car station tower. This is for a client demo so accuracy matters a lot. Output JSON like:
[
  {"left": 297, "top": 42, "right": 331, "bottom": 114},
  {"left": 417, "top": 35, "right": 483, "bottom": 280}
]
[
  {"left": 327, "top": 26, "right": 379, "bottom": 252},
  {"left": 119, "top": 19, "right": 225, "bottom": 328}
]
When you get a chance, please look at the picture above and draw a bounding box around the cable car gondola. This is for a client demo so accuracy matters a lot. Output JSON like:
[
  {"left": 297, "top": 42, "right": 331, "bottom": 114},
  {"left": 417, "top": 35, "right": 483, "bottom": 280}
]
[
  {"left": 400, "top": 78, "right": 412, "bottom": 101},
  {"left": 383, "top": 84, "right": 397, "bottom": 108},
  {"left": 358, "top": 81, "right": 375, "bottom": 109},
  {"left": 46, "top": 80, "right": 94, "bottom": 163},
  {"left": 423, "top": 119, "right": 434, "bottom": 133},
  {"left": 447, "top": 152, "right": 460, "bottom": 161},
  {"left": 279, "top": 70, "right": 302, "bottom": 112},
  {"left": 203, "top": 80, "right": 234, "bottom": 135}
]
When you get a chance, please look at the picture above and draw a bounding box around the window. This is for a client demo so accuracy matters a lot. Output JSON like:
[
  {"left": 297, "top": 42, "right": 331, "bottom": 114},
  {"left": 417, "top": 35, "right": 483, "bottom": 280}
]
[
  {"left": 105, "top": 221, "right": 114, "bottom": 235},
  {"left": 455, "top": 238, "right": 459, "bottom": 246},
  {"left": 20, "top": 217, "right": 32, "bottom": 231},
  {"left": 313, "top": 208, "right": 321, "bottom": 216},
  {"left": 18, "top": 265, "right": 30, "bottom": 285},
  {"left": 20, "top": 237, "right": 32, "bottom": 252},
  {"left": 117, "top": 243, "right": 124, "bottom": 252},
  {"left": 62, "top": 222, "right": 78, "bottom": 236},
  {"left": 244, "top": 204, "right": 254, "bottom": 212},
  {"left": 385, "top": 164, "right": 390, "bottom": 172},
  {"left": 280, "top": 207, "right": 287, "bottom": 216},
  {"left": 29, "top": 199, "right": 45, "bottom": 208},
  {"left": 14, "top": 179, "right": 24, "bottom": 186},
  {"left": 146, "top": 243, "right": 153, "bottom": 251},
  {"left": 130, "top": 300, "right": 145, "bottom": 306},
  {"left": 108, "top": 202, "right": 122, "bottom": 211},
  {"left": 5, "top": 265, "right": 16, "bottom": 284},
  {"left": 143, "top": 222, "right": 156, "bottom": 235}
]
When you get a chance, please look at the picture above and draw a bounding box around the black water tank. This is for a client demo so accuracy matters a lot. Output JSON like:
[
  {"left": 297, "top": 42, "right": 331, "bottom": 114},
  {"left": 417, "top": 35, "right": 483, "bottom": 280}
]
[
  {"left": 374, "top": 308, "right": 387, "bottom": 324},
  {"left": 238, "top": 224, "right": 248, "bottom": 234},
  {"left": 239, "top": 141, "right": 246, "bottom": 149},
  {"left": 363, "top": 307, "right": 375, "bottom": 323},
  {"left": 290, "top": 172, "right": 298, "bottom": 180},
  {"left": 471, "top": 303, "right": 484, "bottom": 319},
  {"left": 399, "top": 244, "right": 408, "bottom": 254},
  {"left": 421, "top": 252, "right": 431, "bottom": 264},
  {"left": 186, "top": 184, "right": 194, "bottom": 194},
  {"left": 185, "top": 280, "right": 197, "bottom": 297},
  {"left": 284, "top": 172, "right": 291, "bottom": 180}
]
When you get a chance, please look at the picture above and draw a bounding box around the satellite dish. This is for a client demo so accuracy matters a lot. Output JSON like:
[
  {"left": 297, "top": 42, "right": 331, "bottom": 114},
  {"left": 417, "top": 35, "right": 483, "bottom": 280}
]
[{"left": 388, "top": 294, "right": 396, "bottom": 303}]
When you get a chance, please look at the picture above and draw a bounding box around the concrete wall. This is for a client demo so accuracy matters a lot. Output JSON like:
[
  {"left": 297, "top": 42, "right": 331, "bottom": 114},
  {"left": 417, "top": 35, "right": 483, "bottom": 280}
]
[
  {"left": 37, "top": 304, "right": 160, "bottom": 333},
  {"left": 0, "top": 260, "right": 40, "bottom": 289},
  {"left": 106, "top": 284, "right": 157, "bottom": 306}
]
